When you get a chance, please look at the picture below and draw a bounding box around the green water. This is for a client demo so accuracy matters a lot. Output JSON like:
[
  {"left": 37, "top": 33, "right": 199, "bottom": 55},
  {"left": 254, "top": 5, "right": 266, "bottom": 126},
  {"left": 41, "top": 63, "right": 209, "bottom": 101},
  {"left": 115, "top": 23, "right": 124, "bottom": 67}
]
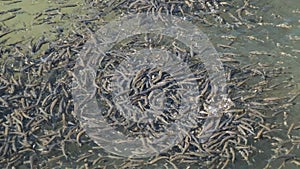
[
  {"left": 209, "top": 0, "right": 300, "bottom": 168},
  {"left": 0, "top": 0, "right": 83, "bottom": 54},
  {"left": 1, "top": 0, "right": 300, "bottom": 168}
]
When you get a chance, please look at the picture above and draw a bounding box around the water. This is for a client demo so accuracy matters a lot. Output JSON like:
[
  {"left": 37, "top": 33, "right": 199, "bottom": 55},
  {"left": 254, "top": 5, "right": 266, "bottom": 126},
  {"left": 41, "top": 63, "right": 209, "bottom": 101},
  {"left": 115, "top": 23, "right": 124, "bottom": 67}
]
[
  {"left": 207, "top": 0, "right": 300, "bottom": 168},
  {"left": 0, "top": 0, "right": 300, "bottom": 168}
]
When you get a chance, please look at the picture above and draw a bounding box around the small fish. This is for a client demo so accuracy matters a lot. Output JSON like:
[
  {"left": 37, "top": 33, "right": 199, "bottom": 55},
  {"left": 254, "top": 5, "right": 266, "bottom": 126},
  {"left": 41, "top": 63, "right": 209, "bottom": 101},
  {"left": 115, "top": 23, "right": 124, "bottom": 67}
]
[
  {"left": 7, "top": 8, "right": 22, "bottom": 13},
  {"left": 0, "top": 14, "right": 16, "bottom": 22},
  {"left": 4, "top": 0, "right": 22, "bottom": 5}
]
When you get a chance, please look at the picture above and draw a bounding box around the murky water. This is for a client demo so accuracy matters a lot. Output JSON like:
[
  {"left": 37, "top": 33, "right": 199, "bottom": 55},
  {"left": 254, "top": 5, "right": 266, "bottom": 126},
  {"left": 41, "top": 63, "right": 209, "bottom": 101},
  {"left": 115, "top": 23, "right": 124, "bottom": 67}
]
[{"left": 1, "top": 0, "right": 299, "bottom": 169}]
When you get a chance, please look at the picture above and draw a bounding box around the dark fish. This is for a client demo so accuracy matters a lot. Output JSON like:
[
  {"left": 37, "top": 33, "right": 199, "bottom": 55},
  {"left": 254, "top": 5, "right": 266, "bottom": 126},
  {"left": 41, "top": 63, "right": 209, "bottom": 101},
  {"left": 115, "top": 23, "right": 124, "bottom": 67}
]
[
  {"left": 60, "top": 4, "right": 78, "bottom": 8},
  {"left": 7, "top": 8, "right": 22, "bottom": 13},
  {"left": 0, "top": 14, "right": 16, "bottom": 22},
  {"left": 4, "top": 0, "right": 22, "bottom": 5}
]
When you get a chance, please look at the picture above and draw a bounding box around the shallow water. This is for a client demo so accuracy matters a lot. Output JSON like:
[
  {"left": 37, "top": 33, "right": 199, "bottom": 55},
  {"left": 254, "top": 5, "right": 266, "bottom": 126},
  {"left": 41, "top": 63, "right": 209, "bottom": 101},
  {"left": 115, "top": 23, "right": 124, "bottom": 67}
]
[
  {"left": 1, "top": 0, "right": 300, "bottom": 168},
  {"left": 209, "top": 0, "right": 300, "bottom": 168},
  {"left": 215, "top": 1, "right": 300, "bottom": 168}
]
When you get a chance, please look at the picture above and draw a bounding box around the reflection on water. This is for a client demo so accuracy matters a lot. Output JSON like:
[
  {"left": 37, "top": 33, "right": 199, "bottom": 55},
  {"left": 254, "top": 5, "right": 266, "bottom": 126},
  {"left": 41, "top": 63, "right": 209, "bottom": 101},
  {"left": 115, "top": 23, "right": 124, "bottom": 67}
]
[{"left": 0, "top": 0, "right": 299, "bottom": 168}]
